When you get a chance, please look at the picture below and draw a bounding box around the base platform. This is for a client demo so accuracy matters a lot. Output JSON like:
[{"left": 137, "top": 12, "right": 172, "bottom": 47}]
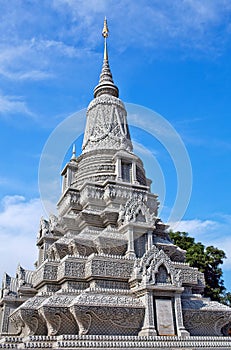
[{"left": 1, "top": 335, "right": 231, "bottom": 349}]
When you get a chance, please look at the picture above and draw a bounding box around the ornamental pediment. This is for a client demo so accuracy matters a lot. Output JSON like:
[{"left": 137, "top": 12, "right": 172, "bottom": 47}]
[
  {"left": 119, "top": 197, "right": 156, "bottom": 225},
  {"left": 131, "top": 245, "right": 182, "bottom": 288}
]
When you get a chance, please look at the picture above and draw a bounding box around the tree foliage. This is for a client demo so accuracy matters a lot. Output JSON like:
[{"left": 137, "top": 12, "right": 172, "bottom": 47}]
[{"left": 169, "top": 231, "right": 227, "bottom": 302}]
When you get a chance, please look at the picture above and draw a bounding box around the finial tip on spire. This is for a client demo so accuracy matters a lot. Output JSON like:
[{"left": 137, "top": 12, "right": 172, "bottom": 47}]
[
  {"left": 93, "top": 18, "right": 119, "bottom": 98},
  {"left": 102, "top": 17, "right": 109, "bottom": 38},
  {"left": 102, "top": 17, "right": 109, "bottom": 61},
  {"left": 71, "top": 143, "right": 76, "bottom": 161}
]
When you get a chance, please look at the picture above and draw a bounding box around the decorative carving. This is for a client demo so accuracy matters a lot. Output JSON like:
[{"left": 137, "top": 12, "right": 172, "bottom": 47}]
[
  {"left": 132, "top": 246, "right": 182, "bottom": 287},
  {"left": 39, "top": 295, "right": 77, "bottom": 336},
  {"left": 87, "top": 94, "right": 125, "bottom": 112},
  {"left": 93, "top": 280, "right": 128, "bottom": 290},
  {"left": 174, "top": 295, "right": 189, "bottom": 337},
  {"left": 69, "top": 191, "right": 80, "bottom": 204},
  {"left": 43, "top": 295, "right": 74, "bottom": 307},
  {"left": 177, "top": 267, "right": 198, "bottom": 285},
  {"left": 119, "top": 197, "right": 156, "bottom": 225},
  {"left": 183, "top": 309, "right": 231, "bottom": 336},
  {"left": 75, "top": 292, "right": 143, "bottom": 308},
  {"left": 86, "top": 258, "right": 133, "bottom": 279},
  {"left": 9, "top": 312, "right": 24, "bottom": 336},
  {"left": 68, "top": 240, "right": 96, "bottom": 257},
  {"left": 2, "top": 306, "right": 11, "bottom": 333},
  {"left": 49, "top": 214, "right": 60, "bottom": 232},
  {"left": 82, "top": 95, "right": 132, "bottom": 153},
  {"left": 43, "top": 264, "right": 58, "bottom": 281},
  {"left": 33, "top": 263, "right": 58, "bottom": 286},
  {"left": 39, "top": 217, "right": 49, "bottom": 237},
  {"left": 58, "top": 260, "right": 85, "bottom": 280},
  {"left": 9, "top": 297, "right": 47, "bottom": 336},
  {"left": 19, "top": 309, "right": 47, "bottom": 336},
  {"left": 71, "top": 304, "right": 144, "bottom": 336},
  {"left": 80, "top": 185, "right": 105, "bottom": 204},
  {"left": 182, "top": 298, "right": 231, "bottom": 336}
]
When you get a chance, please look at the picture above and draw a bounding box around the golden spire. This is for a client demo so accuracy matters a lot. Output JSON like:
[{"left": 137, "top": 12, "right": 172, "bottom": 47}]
[
  {"left": 102, "top": 17, "right": 109, "bottom": 61},
  {"left": 93, "top": 17, "right": 119, "bottom": 98},
  {"left": 102, "top": 17, "right": 109, "bottom": 38}
]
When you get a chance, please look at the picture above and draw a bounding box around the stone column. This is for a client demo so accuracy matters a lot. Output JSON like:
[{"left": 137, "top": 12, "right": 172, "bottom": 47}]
[
  {"left": 126, "top": 227, "right": 135, "bottom": 258},
  {"left": 174, "top": 294, "right": 190, "bottom": 337},
  {"left": 38, "top": 245, "right": 44, "bottom": 266},
  {"left": 147, "top": 230, "right": 153, "bottom": 250},
  {"left": 67, "top": 168, "right": 71, "bottom": 187},
  {"left": 116, "top": 158, "right": 122, "bottom": 181},
  {"left": 62, "top": 174, "right": 67, "bottom": 192},
  {"left": 139, "top": 291, "right": 157, "bottom": 336},
  {"left": 132, "top": 160, "right": 139, "bottom": 184},
  {"left": 0, "top": 305, "right": 10, "bottom": 333}
]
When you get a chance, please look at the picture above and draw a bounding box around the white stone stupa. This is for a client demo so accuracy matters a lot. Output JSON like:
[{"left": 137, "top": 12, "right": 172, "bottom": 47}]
[{"left": 0, "top": 19, "right": 231, "bottom": 350}]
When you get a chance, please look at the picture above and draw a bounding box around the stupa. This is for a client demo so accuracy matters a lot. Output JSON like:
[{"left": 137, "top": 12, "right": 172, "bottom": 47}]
[{"left": 1, "top": 19, "right": 231, "bottom": 350}]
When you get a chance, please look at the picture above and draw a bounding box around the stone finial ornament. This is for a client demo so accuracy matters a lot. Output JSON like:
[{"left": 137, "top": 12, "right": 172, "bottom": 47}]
[{"left": 94, "top": 18, "right": 119, "bottom": 98}]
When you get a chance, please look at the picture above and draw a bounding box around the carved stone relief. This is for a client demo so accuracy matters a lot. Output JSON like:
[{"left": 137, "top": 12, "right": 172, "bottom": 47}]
[
  {"left": 119, "top": 198, "right": 156, "bottom": 225},
  {"left": 70, "top": 304, "right": 144, "bottom": 336},
  {"left": 132, "top": 246, "right": 182, "bottom": 288},
  {"left": 82, "top": 95, "right": 132, "bottom": 153}
]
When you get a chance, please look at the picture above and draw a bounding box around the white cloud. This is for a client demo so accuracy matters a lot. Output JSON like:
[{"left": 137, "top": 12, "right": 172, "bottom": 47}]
[
  {"left": 52, "top": 0, "right": 231, "bottom": 55},
  {"left": 169, "top": 216, "right": 231, "bottom": 270},
  {"left": 170, "top": 219, "right": 217, "bottom": 237},
  {"left": 0, "top": 176, "right": 10, "bottom": 186},
  {"left": 30, "top": 39, "right": 85, "bottom": 59},
  {"left": 0, "top": 41, "right": 54, "bottom": 81},
  {"left": 0, "top": 38, "right": 95, "bottom": 81},
  {"left": 0, "top": 0, "right": 229, "bottom": 84},
  {"left": 0, "top": 93, "right": 34, "bottom": 117},
  {"left": 15, "top": 70, "right": 54, "bottom": 81},
  {"left": 133, "top": 140, "right": 158, "bottom": 158},
  {"left": 0, "top": 195, "right": 45, "bottom": 279}
]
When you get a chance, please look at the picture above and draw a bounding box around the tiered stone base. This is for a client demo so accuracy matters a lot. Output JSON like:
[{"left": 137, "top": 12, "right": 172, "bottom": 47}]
[{"left": 1, "top": 335, "right": 231, "bottom": 349}]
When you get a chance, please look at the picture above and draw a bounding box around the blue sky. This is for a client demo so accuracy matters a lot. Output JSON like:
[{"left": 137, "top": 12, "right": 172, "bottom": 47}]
[{"left": 0, "top": 0, "right": 231, "bottom": 290}]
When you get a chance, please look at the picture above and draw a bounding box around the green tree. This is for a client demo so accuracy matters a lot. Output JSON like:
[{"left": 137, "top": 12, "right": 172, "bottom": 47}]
[
  {"left": 169, "top": 231, "right": 226, "bottom": 302},
  {"left": 222, "top": 292, "right": 231, "bottom": 307}
]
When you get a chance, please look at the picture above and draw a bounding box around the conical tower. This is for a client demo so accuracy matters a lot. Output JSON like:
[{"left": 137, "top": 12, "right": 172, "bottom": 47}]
[
  {"left": 77, "top": 18, "right": 136, "bottom": 187},
  {"left": 83, "top": 18, "right": 131, "bottom": 154}
]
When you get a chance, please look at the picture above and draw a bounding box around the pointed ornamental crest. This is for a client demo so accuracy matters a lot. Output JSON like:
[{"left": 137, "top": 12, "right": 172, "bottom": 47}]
[
  {"left": 94, "top": 19, "right": 119, "bottom": 98},
  {"left": 131, "top": 245, "right": 182, "bottom": 288}
]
